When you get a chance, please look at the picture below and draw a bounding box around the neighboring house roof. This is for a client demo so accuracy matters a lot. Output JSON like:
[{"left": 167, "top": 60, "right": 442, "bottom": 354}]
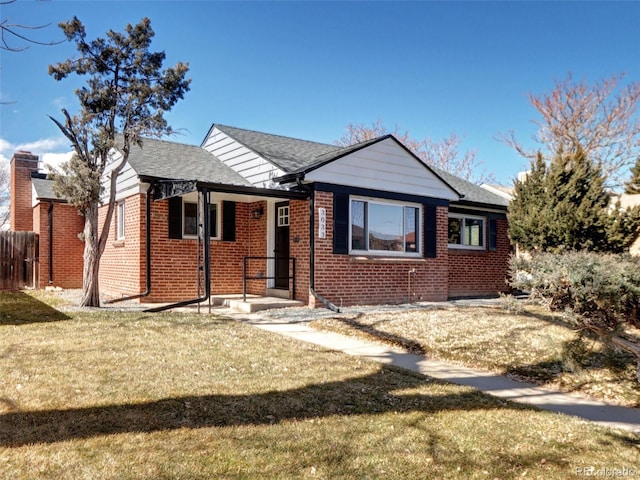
[
  {"left": 31, "top": 174, "right": 61, "bottom": 201},
  {"left": 127, "top": 137, "right": 253, "bottom": 187},
  {"left": 212, "top": 124, "right": 341, "bottom": 173},
  {"left": 481, "top": 183, "right": 514, "bottom": 201},
  {"left": 435, "top": 169, "right": 509, "bottom": 208}
]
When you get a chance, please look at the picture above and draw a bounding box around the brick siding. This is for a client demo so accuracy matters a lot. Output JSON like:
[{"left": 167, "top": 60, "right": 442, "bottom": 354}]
[
  {"left": 310, "top": 191, "right": 450, "bottom": 307},
  {"left": 10, "top": 152, "right": 38, "bottom": 232},
  {"left": 33, "top": 202, "right": 84, "bottom": 289},
  {"left": 447, "top": 217, "right": 511, "bottom": 297}
]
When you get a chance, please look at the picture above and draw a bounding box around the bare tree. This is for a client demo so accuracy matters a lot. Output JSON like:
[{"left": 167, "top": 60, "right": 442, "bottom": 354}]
[
  {"left": 336, "top": 120, "right": 493, "bottom": 184},
  {"left": 500, "top": 72, "right": 640, "bottom": 187},
  {"left": 0, "top": 0, "right": 63, "bottom": 52}
]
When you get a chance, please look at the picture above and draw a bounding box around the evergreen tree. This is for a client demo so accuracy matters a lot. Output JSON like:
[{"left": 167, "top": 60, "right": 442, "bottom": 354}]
[
  {"left": 48, "top": 17, "right": 190, "bottom": 306},
  {"left": 625, "top": 157, "right": 640, "bottom": 194},
  {"left": 508, "top": 153, "right": 550, "bottom": 252},
  {"left": 508, "top": 150, "right": 640, "bottom": 253}
]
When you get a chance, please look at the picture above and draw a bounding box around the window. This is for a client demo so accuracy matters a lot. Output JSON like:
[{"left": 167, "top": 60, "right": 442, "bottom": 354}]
[
  {"left": 116, "top": 201, "right": 125, "bottom": 240},
  {"left": 183, "top": 201, "right": 220, "bottom": 239},
  {"left": 278, "top": 205, "right": 290, "bottom": 227},
  {"left": 350, "top": 198, "right": 420, "bottom": 255},
  {"left": 448, "top": 214, "right": 485, "bottom": 248}
]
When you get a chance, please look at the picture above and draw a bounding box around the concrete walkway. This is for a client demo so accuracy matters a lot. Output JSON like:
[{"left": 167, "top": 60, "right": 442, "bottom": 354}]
[{"left": 227, "top": 311, "right": 640, "bottom": 435}]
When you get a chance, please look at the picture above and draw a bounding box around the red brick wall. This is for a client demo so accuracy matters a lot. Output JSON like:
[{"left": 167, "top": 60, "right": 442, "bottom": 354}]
[
  {"left": 447, "top": 217, "right": 510, "bottom": 297},
  {"left": 310, "top": 191, "right": 449, "bottom": 307},
  {"left": 98, "top": 196, "right": 269, "bottom": 302},
  {"left": 97, "top": 190, "right": 510, "bottom": 305},
  {"left": 33, "top": 201, "right": 84, "bottom": 289},
  {"left": 10, "top": 152, "right": 38, "bottom": 232},
  {"left": 99, "top": 194, "right": 144, "bottom": 298},
  {"left": 289, "top": 199, "right": 310, "bottom": 302}
]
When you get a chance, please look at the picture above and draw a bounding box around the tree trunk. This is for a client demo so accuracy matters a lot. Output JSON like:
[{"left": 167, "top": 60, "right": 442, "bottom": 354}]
[{"left": 80, "top": 204, "right": 101, "bottom": 307}]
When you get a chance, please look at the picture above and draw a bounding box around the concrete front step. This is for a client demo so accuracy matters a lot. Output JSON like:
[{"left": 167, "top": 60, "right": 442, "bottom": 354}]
[{"left": 211, "top": 294, "right": 303, "bottom": 313}]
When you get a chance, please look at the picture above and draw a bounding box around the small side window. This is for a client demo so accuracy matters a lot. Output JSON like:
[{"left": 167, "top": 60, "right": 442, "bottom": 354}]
[{"left": 116, "top": 201, "right": 125, "bottom": 240}]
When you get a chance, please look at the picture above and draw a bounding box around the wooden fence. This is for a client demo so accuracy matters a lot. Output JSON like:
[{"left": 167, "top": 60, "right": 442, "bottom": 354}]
[{"left": 0, "top": 231, "right": 38, "bottom": 290}]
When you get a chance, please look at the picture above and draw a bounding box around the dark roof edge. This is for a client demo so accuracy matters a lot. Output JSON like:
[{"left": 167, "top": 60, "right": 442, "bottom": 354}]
[
  {"left": 451, "top": 199, "right": 508, "bottom": 212},
  {"left": 275, "top": 134, "right": 462, "bottom": 199},
  {"left": 139, "top": 175, "right": 310, "bottom": 200}
]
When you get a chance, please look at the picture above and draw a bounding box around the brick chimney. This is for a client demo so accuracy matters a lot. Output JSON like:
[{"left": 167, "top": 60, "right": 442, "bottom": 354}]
[{"left": 10, "top": 151, "right": 39, "bottom": 232}]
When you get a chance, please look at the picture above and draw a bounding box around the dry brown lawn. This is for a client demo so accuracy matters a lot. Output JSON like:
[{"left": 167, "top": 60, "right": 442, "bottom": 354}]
[{"left": 1, "top": 291, "right": 638, "bottom": 479}]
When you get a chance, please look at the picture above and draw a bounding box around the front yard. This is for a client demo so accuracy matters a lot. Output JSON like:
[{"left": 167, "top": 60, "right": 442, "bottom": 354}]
[
  {"left": 1, "top": 291, "right": 639, "bottom": 479},
  {"left": 311, "top": 301, "right": 640, "bottom": 408}
]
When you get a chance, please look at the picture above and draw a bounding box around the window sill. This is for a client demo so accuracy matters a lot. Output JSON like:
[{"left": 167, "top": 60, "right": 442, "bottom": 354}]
[
  {"left": 113, "top": 240, "right": 125, "bottom": 248},
  {"left": 448, "top": 246, "right": 488, "bottom": 254},
  {"left": 349, "top": 255, "right": 427, "bottom": 263}
]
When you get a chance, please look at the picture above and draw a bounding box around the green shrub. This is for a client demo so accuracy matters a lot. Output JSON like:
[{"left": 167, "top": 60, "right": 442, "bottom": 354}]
[{"left": 510, "top": 252, "right": 640, "bottom": 334}]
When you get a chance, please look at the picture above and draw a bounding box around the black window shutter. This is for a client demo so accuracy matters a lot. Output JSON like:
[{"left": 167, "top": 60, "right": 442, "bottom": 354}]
[
  {"left": 333, "top": 193, "right": 349, "bottom": 254},
  {"left": 489, "top": 218, "right": 498, "bottom": 251},
  {"left": 423, "top": 204, "right": 437, "bottom": 258},
  {"left": 222, "top": 201, "right": 236, "bottom": 242},
  {"left": 168, "top": 197, "right": 182, "bottom": 239}
]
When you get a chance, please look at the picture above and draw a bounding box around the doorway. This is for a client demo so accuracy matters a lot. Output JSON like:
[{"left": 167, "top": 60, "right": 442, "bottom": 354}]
[{"left": 274, "top": 201, "right": 290, "bottom": 290}]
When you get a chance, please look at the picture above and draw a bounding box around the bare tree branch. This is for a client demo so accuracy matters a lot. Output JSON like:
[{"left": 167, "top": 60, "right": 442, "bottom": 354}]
[
  {"left": 500, "top": 72, "right": 640, "bottom": 188},
  {"left": 0, "top": 1, "right": 64, "bottom": 51},
  {"left": 336, "top": 120, "right": 494, "bottom": 185}
]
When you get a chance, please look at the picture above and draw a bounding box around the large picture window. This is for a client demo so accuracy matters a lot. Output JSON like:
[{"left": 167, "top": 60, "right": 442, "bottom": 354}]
[
  {"left": 350, "top": 198, "right": 420, "bottom": 255},
  {"left": 183, "top": 201, "right": 220, "bottom": 239},
  {"left": 448, "top": 213, "right": 485, "bottom": 249}
]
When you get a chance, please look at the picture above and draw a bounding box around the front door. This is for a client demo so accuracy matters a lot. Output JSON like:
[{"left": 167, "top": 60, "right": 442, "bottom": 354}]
[{"left": 274, "top": 201, "right": 290, "bottom": 289}]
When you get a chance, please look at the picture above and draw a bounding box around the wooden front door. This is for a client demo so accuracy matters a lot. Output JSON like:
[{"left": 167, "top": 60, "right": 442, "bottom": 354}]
[{"left": 274, "top": 201, "right": 290, "bottom": 289}]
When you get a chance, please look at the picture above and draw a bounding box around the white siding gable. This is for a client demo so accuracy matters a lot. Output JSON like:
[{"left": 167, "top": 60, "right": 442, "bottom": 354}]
[
  {"left": 102, "top": 149, "right": 142, "bottom": 202},
  {"left": 305, "top": 138, "right": 460, "bottom": 201},
  {"left": 202, "top": 127, "right": 285, "bottom": 188}
]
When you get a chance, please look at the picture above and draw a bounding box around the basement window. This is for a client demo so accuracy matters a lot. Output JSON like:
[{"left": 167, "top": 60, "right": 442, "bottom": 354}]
[{"left": 349, "top": 197, "right": 420, "bottom": 256}]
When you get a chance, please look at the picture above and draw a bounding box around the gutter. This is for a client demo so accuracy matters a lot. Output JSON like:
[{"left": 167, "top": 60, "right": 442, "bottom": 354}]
[{"left": 106, "top": 183, "right": 154, "bottom": 304}]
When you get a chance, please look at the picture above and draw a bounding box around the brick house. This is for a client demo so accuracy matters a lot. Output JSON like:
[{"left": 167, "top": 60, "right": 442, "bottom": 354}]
[{"left": 9, "top": 124, "right": 510, "bottom": 307}]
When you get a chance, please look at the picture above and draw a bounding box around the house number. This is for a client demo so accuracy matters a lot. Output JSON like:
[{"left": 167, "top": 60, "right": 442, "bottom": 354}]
[{"left": 318, "top": 207, "right": 326, "bottom": 239}]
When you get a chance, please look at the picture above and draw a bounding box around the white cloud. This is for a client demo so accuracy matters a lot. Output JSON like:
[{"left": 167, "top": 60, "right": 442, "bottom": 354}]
[
  {"left": 42, "top": 151, "right": 73, "bottom": 171},
  {"left": 0, "top": 136, "right": 72, "bottom": 171}
]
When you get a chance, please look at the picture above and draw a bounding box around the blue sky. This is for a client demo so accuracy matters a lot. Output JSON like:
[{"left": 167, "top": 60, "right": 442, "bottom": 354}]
[{"left": 1, "top": 0, "right": 639, "bottom": 186}]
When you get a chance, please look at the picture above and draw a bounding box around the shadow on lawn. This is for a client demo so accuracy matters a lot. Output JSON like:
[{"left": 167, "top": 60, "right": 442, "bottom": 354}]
[
  {"left": 330, "top": 314, "right": 427, "bottom": 355},
  {"left": 0, "top": 291, "right": 70, "bottom": 325},
  {"left": 0, "top": 368, "right": 534, "bottom": 447}
]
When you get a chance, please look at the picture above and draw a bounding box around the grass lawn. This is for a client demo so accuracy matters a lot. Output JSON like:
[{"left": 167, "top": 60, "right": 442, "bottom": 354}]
[
  {"left": 310, "top": 302, "right": 640, "bottom": 408},
  {"left": 1, "top": 291, "right": 639, "bottom": 479}
]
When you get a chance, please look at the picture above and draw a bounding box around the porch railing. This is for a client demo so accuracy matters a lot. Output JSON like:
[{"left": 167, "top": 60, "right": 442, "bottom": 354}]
[{"left": 242, "top": 256, "right": 296, "bottom": 302}]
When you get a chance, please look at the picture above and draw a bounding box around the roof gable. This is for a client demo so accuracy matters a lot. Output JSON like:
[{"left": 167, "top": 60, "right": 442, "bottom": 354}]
[{"left": 302, "top": 136, "right": 460, "bottom": 201}]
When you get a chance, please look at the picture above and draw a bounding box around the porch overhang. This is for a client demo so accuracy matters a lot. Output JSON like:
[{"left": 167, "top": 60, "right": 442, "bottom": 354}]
[{"left": 141, "top": 176, "right": 310, "bottom": 201}]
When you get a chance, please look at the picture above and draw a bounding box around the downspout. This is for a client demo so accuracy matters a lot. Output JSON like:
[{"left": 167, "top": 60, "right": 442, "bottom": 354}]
[
  {"left": 48, "top": 201, "right": 54, "bottom": 284},
  {"left": 106, "top": 183, "right": 153, "bottom": 304},
  {"left": 296, "top": 178, "right": 340, "bottom": 313},
  {"left": 144, "top": 187, "right": 211, "bottom": 313}
]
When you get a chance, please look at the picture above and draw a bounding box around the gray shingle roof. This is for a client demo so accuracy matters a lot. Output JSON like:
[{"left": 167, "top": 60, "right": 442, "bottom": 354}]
[
  {"left": 215, "top": 124, "right": 341, "bottom": 172},
  {"left": 127, "top": 137, "right": 252, "bottom": 187},
  {"left": 434, "top": 168, "right": 509, "bottom": 208},
  {"left": 32, "top": 177, "right": 59, "bottom": 201},
  {"left": 214, "top": 124, "right": 507, "bottom": 209}
]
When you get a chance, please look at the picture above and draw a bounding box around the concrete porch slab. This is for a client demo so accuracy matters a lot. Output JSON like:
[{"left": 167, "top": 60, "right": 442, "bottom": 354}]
[{"left": 211, "top": 294, "right": 303, "bottom": 313}]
